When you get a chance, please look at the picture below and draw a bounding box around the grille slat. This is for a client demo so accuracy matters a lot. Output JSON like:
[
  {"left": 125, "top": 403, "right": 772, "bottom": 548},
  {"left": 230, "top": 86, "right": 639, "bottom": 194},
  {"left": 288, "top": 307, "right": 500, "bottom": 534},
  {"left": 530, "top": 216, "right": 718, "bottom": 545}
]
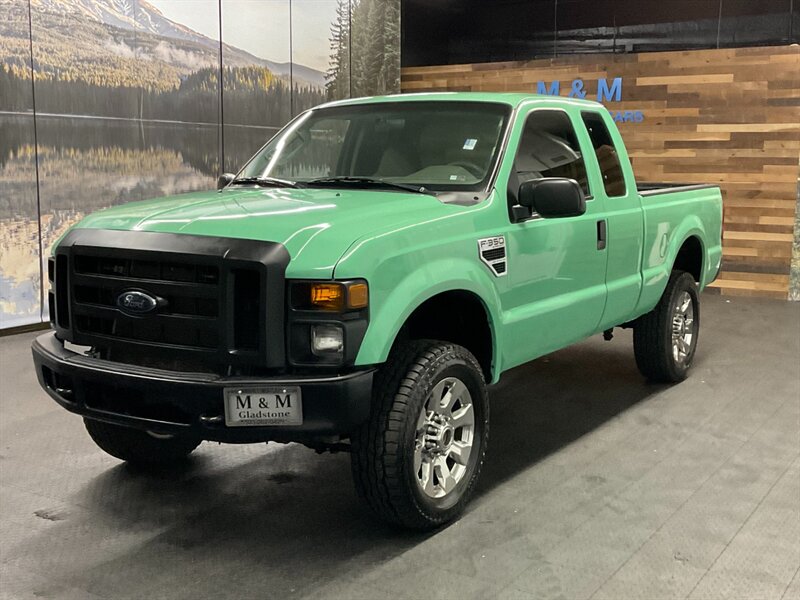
[
  {"left": 75, "top": 255, "right": 219, "bottom": 285},
  {"left": 71, "top": 303, "right": 219, "bottom": 327},
  {"left": 75, "top": 316, "right": 220, "bottom": 351},
  {"left": 73, "top": 284, "right": 219, "bottom": 317},
  {"left": 71, "top": 272, "right": 220, "bottom": 299}
]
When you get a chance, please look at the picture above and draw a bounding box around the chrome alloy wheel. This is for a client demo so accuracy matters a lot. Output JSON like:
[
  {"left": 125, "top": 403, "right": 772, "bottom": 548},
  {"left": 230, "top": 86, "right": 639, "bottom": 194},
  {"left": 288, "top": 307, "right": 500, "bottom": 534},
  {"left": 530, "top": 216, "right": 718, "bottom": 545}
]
[
  {"left": 671, "top": 291, "right": 695, "bottom": 363},
  {"left": 414, "top": 377, "right": 475, "bottom": 499}
]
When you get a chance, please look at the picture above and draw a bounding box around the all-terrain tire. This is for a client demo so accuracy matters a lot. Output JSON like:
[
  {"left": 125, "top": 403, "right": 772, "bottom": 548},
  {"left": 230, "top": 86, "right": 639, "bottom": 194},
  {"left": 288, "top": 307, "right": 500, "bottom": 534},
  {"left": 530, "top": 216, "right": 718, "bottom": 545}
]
[
  {"left": 84, "top": 418, "right": 201, "bottom": 466},
  {"left": 633, "top": 270, "right": 700, "bottom": 383},
  {"left": 351, "top": 340, "right": 489, "bottom": 530}
]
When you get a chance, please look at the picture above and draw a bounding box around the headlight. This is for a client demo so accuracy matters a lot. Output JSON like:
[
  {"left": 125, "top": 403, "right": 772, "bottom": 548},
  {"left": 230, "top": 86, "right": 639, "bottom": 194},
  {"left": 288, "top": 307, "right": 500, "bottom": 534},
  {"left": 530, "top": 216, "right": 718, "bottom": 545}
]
[
  {"left": 311, "top": 324, "right": 344, "bottom": 356},
  {"left": 291, "top": 280, "right": 368, "bottom": 311}
]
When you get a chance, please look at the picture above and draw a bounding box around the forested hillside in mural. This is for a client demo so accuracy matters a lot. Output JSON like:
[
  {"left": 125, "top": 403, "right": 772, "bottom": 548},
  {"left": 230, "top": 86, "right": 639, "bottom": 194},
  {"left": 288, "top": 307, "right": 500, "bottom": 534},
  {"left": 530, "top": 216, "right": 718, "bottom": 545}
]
[
  {"left": 327, "top": 0, "right": 401, "bottom": 99},
  {"left": 1, "top": 66, "right": 322, "bottom": 125},
  {"left": 0, "top": 0, "right": 400, "bottom": 328}
]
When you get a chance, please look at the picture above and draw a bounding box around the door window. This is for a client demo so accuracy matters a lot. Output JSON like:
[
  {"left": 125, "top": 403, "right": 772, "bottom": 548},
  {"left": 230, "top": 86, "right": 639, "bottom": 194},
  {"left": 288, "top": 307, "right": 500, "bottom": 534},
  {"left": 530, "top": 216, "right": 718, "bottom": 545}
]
[
  {"left": 510, "top": 110, "right": 590, "bottom": 205},
  {"left": 581, "top": 111, "right": 627, "bottom": 197}
]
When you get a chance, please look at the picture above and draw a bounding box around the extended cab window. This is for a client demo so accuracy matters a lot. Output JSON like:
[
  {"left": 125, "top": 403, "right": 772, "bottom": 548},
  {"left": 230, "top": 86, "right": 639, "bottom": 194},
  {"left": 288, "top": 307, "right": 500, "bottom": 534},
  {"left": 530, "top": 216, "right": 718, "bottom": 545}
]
[
  {"left": 581, "top": 111, "right": 627, "bottom": 197},
  {"left": 511, "top": 110, "right": 590, "bottom": 204}
]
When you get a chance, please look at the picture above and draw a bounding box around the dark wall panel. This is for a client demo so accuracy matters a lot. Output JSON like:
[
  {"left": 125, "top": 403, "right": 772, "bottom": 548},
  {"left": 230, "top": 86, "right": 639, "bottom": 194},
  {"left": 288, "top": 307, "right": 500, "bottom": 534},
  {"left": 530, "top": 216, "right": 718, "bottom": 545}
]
[
  {"left": 460, "top": 0, "right": 555, "bottom": 62},
  {"left": 717, "top": 0, "right": 796, "bottom": 47},
  {"left": 555, "top": 0, "right": 722, "bottom": 55},
  {"left": 402, "top": 0, "right": 799, "bottom": 66}
]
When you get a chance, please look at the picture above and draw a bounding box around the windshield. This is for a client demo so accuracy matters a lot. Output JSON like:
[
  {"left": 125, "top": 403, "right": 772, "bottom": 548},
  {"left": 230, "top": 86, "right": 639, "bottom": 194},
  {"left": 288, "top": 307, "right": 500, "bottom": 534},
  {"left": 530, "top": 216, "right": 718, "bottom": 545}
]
[{"left": 237, "top": 101, "right": 511, "bottom": 193}]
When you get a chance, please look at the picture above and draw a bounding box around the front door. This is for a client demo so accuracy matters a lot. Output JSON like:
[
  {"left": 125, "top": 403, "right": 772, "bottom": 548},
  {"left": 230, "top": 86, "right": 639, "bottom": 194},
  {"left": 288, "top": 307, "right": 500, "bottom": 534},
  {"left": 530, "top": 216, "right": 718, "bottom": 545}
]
[{"left": 500, "top": 107, "right": 608, "bottom": 369}]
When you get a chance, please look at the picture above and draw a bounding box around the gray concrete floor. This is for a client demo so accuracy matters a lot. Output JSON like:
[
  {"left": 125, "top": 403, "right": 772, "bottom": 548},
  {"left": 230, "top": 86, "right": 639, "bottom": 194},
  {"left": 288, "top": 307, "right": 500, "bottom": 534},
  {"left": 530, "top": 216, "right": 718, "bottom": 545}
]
[{"left": 1, "top": 294, "right": 798, "bottom": 600}]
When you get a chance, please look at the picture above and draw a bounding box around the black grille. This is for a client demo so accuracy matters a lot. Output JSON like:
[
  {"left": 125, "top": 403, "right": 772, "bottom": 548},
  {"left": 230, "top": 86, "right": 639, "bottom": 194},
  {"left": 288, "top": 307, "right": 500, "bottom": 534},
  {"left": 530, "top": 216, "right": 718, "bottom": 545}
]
[
  {"left": 51, "top": 229, "right": 290, "bottom": 374},
  {"left": 71, "top": 253, "right": 223, "bottom": 352}
]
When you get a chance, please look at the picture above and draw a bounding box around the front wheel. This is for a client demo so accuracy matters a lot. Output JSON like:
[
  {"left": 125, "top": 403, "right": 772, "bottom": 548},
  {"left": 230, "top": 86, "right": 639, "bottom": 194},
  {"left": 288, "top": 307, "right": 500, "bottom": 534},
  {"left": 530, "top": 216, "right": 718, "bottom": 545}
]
[
  {"left": 351, "top": 340, "right": 489, "bottom": 530},
  {"left": 633, "top": 270, "right": 700, "bottom": 383}
]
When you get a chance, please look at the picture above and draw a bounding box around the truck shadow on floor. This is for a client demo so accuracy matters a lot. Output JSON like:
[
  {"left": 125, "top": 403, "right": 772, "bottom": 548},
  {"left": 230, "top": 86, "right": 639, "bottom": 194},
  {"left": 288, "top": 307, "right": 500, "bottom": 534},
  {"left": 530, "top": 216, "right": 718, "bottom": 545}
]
[
  {"left": 30, "top": 334, "right": 665, "bottom": 598},
  {"left": 478, "top": 333, "right": 663, "bottom": 492}
]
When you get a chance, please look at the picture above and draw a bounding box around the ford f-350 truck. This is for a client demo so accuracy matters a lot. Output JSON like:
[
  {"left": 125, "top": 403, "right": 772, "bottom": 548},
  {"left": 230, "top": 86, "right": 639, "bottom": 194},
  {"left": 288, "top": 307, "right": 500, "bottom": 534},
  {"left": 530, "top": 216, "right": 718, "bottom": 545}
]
[{"left": 32, "top": 93, "right": 723, "bottom": 530}]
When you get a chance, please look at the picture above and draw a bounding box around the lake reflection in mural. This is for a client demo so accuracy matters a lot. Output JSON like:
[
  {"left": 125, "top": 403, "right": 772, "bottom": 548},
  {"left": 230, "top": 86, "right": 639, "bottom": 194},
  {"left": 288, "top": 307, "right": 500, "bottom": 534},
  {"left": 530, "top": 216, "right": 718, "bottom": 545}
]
[
  {"left": 0, "top": 114, "right": 39, "bottom": 328},
  {"left": 0, "top": 114, "right": 286, "bottom": 319}
]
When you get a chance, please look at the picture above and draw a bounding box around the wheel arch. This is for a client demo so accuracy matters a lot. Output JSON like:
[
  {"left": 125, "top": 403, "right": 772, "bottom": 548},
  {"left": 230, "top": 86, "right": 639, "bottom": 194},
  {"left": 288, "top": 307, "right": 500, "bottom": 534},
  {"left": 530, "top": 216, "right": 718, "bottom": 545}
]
[
  {"left": 635, "top": 218, "right": 710, "bottom": 318},
  {"left": 672, "top": 234, "right": 704, "bottom": 283},
  {"left": 394, "top": 289, "right": 495, "bottom": 382},
  {"left": 354, "top": 265, "right": 503, "bottom": 383}
]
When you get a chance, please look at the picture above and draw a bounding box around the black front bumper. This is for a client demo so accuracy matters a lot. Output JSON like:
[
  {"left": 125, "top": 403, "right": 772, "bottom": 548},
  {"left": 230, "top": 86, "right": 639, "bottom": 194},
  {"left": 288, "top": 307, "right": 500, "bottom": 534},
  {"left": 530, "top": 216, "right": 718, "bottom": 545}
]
[{"left": 32, "top": 332, "right": 374, "bottom": 444}]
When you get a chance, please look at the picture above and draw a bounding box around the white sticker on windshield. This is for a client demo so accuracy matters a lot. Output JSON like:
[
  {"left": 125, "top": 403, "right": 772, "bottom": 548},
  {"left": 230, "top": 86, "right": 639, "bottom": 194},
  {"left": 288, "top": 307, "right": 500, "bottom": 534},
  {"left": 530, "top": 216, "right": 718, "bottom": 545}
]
[{"left": 463, "top": 138, "right": 478, "bottom": 150}]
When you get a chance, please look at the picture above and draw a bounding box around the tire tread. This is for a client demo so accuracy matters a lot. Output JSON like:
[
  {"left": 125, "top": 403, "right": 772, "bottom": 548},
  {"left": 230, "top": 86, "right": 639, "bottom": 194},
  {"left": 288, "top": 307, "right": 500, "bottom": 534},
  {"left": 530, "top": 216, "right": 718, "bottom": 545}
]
[
  {"left": 351, "top": 340, "right": 488, "bottom": 530},
  {"left": 633, "top": 270, "right": 698, "bottom": 383}
]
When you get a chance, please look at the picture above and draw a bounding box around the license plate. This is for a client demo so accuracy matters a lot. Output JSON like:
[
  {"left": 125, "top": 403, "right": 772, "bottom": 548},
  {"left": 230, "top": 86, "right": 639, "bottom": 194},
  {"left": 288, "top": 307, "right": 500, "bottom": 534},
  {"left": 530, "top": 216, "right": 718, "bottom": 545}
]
[{"left": 223, "top": 386, "right": 302, "bottom": 427}]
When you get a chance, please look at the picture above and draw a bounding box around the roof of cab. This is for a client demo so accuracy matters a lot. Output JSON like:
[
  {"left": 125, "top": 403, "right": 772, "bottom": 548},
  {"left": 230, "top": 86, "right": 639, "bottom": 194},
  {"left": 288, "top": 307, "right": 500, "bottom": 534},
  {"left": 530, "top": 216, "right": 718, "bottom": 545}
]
[{"left": 318, "top": 91, "right": 605, "bottom": 110}]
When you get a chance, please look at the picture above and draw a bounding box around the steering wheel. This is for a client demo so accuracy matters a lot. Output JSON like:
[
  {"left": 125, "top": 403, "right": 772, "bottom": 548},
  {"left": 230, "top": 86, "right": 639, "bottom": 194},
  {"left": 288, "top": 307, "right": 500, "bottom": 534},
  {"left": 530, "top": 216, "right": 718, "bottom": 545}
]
[{"left": 449, "top": 160, "right": 484, "bottom": 178}]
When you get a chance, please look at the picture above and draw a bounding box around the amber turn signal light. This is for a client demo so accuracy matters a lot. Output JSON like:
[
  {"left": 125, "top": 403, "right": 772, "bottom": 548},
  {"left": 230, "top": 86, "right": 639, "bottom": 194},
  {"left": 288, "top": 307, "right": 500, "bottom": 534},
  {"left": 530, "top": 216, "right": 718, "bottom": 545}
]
[{"left": 347, "top": 283, "right": 369, "bottom": 309}]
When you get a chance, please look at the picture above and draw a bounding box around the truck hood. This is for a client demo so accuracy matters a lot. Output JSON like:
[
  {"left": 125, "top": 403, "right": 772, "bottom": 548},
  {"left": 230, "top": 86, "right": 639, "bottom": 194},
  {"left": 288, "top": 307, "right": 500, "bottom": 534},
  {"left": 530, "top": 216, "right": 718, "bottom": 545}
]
[{"left": 73, "top": 187, "right": 460, "bottom": 277}]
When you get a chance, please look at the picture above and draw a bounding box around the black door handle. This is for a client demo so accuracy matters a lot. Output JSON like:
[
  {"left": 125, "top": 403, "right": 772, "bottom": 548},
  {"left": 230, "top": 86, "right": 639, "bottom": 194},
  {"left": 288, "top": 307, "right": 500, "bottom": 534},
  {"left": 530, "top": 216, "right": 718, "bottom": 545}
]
[{"left": 597, "top": 220, "right": 607, "bottom": 250}]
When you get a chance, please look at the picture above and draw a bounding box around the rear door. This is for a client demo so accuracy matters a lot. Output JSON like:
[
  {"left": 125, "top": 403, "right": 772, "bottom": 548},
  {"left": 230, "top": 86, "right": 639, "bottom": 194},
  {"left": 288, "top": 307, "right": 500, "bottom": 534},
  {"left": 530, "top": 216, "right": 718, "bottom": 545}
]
[
  {"left": 579, "top": 110, "right": 644, "bottom": 329},
  {"left": 500, "top": 107, "right": 609, "bottom": 368}
]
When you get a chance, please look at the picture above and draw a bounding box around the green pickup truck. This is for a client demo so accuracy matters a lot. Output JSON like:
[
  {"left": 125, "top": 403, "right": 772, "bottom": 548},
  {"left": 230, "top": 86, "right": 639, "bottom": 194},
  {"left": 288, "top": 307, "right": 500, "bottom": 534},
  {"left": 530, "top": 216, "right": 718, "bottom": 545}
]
[{"left": 32, "top": 92, "right": 722, "bottom": 529}]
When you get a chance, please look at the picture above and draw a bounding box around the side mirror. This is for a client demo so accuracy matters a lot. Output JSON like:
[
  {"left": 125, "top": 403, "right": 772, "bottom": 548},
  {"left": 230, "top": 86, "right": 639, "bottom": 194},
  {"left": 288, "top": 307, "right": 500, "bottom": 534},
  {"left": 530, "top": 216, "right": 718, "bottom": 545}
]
[
  {"left": 516, "top": 177, "right": 586, "bottom": 219},
  {"left": 217, "top": 173, "right": 235, "bottom": 190}
]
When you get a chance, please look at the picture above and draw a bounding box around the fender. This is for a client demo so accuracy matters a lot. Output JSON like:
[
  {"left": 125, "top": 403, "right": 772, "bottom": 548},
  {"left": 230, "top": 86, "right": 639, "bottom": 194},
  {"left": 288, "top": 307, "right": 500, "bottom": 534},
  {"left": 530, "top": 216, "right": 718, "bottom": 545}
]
[
  {"left": 635, "top": 213, "right": 708, "bottom": 317},
  {"left": 353, "top": 257, "right": 505, "bottom": 383}
]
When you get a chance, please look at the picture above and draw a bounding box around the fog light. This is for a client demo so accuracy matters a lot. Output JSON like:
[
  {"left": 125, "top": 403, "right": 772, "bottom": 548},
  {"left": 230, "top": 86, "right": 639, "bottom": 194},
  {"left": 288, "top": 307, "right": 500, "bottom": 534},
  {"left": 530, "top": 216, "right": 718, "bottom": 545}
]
[{"left": 311, "top": 324, "right": 344, "bottom": 355}]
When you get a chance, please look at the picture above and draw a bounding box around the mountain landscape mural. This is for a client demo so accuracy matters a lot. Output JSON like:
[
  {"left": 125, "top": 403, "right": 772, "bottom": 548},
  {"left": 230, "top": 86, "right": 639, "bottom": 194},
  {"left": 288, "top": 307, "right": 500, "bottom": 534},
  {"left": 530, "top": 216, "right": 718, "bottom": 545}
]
[{"left": 0, "top": 0, "right": 400, "bottom": 328}]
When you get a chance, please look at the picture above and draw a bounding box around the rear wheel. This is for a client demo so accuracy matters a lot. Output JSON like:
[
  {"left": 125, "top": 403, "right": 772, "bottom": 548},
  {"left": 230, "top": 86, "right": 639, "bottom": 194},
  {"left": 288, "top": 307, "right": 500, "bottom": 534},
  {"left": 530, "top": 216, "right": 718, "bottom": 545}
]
[
  {"left": 84, "top": 418, "right": 201, "bottom": 466},
  {"left": 633, "top": 270, "right": 700, "bottom": 383},
  {"left": 351, "top": 340, "right": 489, "bottom": 530}
]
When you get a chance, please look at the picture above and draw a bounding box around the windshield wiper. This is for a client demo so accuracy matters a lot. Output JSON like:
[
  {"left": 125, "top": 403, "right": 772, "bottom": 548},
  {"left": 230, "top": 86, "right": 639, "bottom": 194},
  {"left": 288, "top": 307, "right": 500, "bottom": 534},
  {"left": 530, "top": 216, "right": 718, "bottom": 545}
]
[
  {"left": 230, "top": 176, "right": 304, "bottom": 189},
  {"left": 305, "top": 176, "right": 436, "bottom": 196}
]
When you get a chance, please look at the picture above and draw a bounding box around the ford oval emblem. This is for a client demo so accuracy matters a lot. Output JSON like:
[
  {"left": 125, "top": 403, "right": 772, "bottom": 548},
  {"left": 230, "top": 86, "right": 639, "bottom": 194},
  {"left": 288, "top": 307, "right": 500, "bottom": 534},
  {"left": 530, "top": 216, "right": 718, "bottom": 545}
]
[{"left": 116, "top": 290, "right": 158, "bottom": 315}]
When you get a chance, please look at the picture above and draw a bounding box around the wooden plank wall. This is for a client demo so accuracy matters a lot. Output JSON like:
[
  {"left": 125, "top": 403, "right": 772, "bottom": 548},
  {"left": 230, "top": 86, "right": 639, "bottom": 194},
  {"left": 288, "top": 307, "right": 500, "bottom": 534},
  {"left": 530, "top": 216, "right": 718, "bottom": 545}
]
[{"left": 402, "top": 46, "right": 800, "bottom": 299}]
